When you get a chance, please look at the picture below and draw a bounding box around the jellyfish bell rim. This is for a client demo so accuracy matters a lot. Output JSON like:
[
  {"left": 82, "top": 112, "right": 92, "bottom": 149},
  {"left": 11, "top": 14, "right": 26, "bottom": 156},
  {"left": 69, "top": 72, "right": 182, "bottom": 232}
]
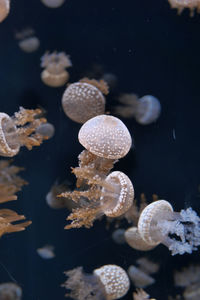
[
  {"left": 78, "top": 114, "right": 132, "bottom": 159},
  {"left": 135, "top": 95, "right": 161, "bottom": 125},
  {"left": 41, "top": 69, "right": 69, "bottom": 87},
  {"left": 0, "top": 113, "right": 20, "bottom": 157}
]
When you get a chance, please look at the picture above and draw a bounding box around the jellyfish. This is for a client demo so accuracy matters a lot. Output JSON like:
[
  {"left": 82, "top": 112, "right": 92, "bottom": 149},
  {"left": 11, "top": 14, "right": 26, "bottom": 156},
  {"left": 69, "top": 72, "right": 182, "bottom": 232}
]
[
  {"left": 168, "top": 0, "right": 200, "bottom": 17},
  {"left": 36, "top": 122, "right": 55, "bottom": 139},
  {"left": 37, "top": 245, "right": 55, "bottom": 259},
  {"left": 136, "top": 200, "right": 200, "bottom": 255},
  {"left": 133, "top": 288, "right": 155, "bottom": 300},
  {"left": 112, "top": 228, "right": 126, "bottom": 244},
  {"left": 62, "top": 264, "right": 130, "bottom": 300},
  {"left": 41, "top": 0, "right": 65, "bottom": 8},
  {"left": 0, "top": 107, "right": 50, "bottom": 157},
  {"left": 59, "top": 115, "right": 134, "bottom": 229},
  {"left": 174, "top": 264, "right": 200, "bottom": 288},
  {"left": 127, "top": 265, "right": 155, "bottom": 288},
  {"left": 15, "top": 28, "right": 40, "bottom": 53},
  {"left": 0, "top": 0, "right": 10, "bottom": 23},
  {"left": 0, "top": 282, "right": 22, "bottom": 300},
  {"left": 41, "top": 51, "right": 72, "bottom": 87},
  {"left": 62, "top": 78, "right": 108, "bottom": 124},
  {"left": 0, "top": 160, "right": 28, "bottom": 203},
  {"left": 114, "top": 94, "right": 161, "bottom": 125}
]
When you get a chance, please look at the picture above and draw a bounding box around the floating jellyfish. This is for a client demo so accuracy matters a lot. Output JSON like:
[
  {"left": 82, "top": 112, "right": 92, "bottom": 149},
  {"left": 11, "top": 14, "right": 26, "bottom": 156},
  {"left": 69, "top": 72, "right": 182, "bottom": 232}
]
[
  {"left": 36, "top": 122, "right": 55, "bottom": 139},
  {"left": 168, "top": 0, "right": 200, "bottom": 17},
  {"left": 41, "top": 51, "right": 72, "bottom": 87},
  {"left": 114, "top": 94, "right": 161, "bottom": 125},
  {"left": 59, "top": 115, "right": 134, "bottom": 229},
  {"left": 128, "top": 265, "right": 155, "bottom": 288},
  {"left": 41, "top": 0, "right": 65, "bottom": 8},
  {"left": 0, "top": 0, "right": 10, "bottom": 23},
  {"left": 137, "top": 200, "right": 200, "bottom": 255},
  {"left": 112, "top": 228, "right": 126, "bottom": 244},
  {"left": 136, "top": 257, "right": 159, "bottom": 275},
  {"left": 62, "top": 264, "right": 130, "bottom": 300},
  {"left": 125, "top": 227, "right": 156, "bottom": 251},
  {"left": 0, "top": 282, "right": 22, "bottom": 300},
  {"left": 62, "top": 78, "right": 108, "bottom": 124},
  {"left": 37, "top": 245, "right": 55, "bottom": 259},
  {"left": 174, "top": 264, "right": 200, "bottom": 288},
  {"left": 0, "top": 160, "right": 27, "bottom": 203},
  {"left": 15, "top": 28, "right": 40, "bottom": 53},
  {"left": 0, "top": 107, "right": 50, "bottom": 157}
]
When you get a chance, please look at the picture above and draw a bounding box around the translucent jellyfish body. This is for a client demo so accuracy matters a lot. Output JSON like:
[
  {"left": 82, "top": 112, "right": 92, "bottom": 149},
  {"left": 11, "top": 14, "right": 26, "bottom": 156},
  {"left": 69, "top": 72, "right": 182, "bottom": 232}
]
[
  {"left": 63, "top": 264, "right": 130, "bottom": 300},
  {"left": 0, "top": 107, "right": 49, "bottom": 157},
  {"left": 0, "top": 0, "right": 9, "bottom": 23},
  {"left": 137, "top": 200, "right": 200, "bottom": 255},
  {"left": 41, "top": 0, "right": 65, "bottom": 8},
  {"left": 36, "top": 122, "right": 55, "bottom": 139},
  {"left": 41, "top": 51, "right": 72, "bottom": 87},
  {"left": 15, "top": 28, "right": 40, "bottom": 53},
  {"left": 114, "top": 94, "right": 161, "bottom": 125},
  {"left": 168, "top": 0, "right": 200, "bottom": 17},
  {"left": 127, "top": 265, "right": 155, "bottom": 288},
  {"left": 62, "top": 78, "right": 108, "bottom": 124},
  {"left": 0, "top": 282, "right": 22, "bottom": 300}
]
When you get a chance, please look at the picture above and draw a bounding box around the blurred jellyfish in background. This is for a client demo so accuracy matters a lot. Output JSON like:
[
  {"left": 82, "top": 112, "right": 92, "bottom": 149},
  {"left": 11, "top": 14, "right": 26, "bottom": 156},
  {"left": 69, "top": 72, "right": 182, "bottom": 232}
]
[
  {"left": 114, "top": 94, "right": 161, "bottom": 125},
  {"left": 112, "top": 228, "right": 126, "bottom": 244},
  {"left": 62, "top": 78, "right": 108, "bottom": 123},
  {"left": 41, "top": 0, "right": 65, "bottom": 8},
  {"left": 0, "top": 0, "right": 10, "bottom": 23},
  {"left": 0, "top": 282, "right": 22, "bottom": 300},
  {"left": 41, "top": 51, "right": 72, "bottom": 87},
  {"left": 102, "top": 72, "right": 118, "bottom": 93},
  {"left": 37, "top": 245, "right": 55, "bottom": 259},
  {"left": 15, "top": 28, "right": 40, "bottom": 53},
  {"left": 36, "top": 122, "right": 55, "bottom": 139}
]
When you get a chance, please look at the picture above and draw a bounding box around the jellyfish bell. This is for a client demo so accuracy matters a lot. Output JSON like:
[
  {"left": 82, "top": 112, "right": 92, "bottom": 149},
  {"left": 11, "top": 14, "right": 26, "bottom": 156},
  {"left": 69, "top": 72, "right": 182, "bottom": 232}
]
[
  {"left": 0, "top": 282, "right": 22, "bottom": 300},
  {"left": 15, "top": 28, "right": 40, "bottom": 53},
  {"left": 0, "top": 0, "right": 10, "bottom": 23},
  {"left": 36, "top": 122, "right": 55, "bottom": 139},
  {"left": 41, "top": 51, "right": 72, "bottom": 87},
  {"left": 135, "top": 95, "right": 161, "bottom": 125},
  {"left": 41, "top": 0, "right": 65, "bottom": 8}
]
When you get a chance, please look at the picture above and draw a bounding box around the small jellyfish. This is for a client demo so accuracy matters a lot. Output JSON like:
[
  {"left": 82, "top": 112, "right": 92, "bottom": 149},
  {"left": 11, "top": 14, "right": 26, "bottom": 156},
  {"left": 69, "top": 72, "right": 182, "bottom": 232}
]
[
  {"left": 15, "top": 28, "right": 40, "bottom": 53},
  {"left": 41, "top": 51, "right": 72, "bottom": 87},
  {"left": 136, "top": 257, "right": 159, "bottom": 275},
  {"left": 0, "top": 107, "right": 49, "bottom": 157},
  {"left": 62, "top": 78, "right": 108, "bottom": 124},
  {"left": 114, "top": 94, "right": 161, "bottom": 125},
  {"left": 137, "top": 200, "right": 200, "bottom": 255},
  {"left": 36, "top": 122, "right": 55, "bottom": 139},
  {"left": 41, "top": 0, "right": 65, "bottom": 8},
  {"left": 112, "top": 228, "right": 126, "bottom": 244},
  {"left": 37, "top": 245, "right": 55, "bottom": 259},
  {"left": 0, "top": 0, "right": 10, "bottom": 23},
  {"left": 0, "top": 282, "right": 22, "bottom": 300},
  {"left": 133, "top": 288, "right": 155, "bottom": 300},
  {"left": 168, "top": 0, "right": 200, "bottom": 17},
  {"left": 62, "top": 264, "right": 130, "bottom": 300},
  {"left": 127, "top": 265, "right": 155, "bottom": 288}
]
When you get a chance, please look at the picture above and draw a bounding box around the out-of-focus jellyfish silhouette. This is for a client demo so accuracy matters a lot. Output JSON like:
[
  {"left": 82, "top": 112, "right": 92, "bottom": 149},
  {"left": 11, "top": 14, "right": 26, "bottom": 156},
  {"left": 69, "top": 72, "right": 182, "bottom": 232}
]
[
  {"left": 36, "top": 122, "right": 55, "bottom": 139},
  {"left": 168, "top": 0, "right": 200, "bottom": 17},
  {"left": 174, "top": 264, "right": 200, "bottom": 288},
  {"left": 102, "top": 73, "right": 118, "bottom": 92},
  {"left": 0, "top": 282, "right": 22, "bottom": 300},
  {"left": 62, "top": 264, "right": 130, "bottom": 300},
  {"left": 0, "top": 0, "right": 10, "bottom": 23},
  {"left": 62, "top": 78, "right": 108, "bottom": 123},
  {"left": 114, "top": 94, "right": 161, "bottom": 125},
  {"left": 136, "top": 200, "right": 200, "bottom": 255},
  {"left": 15, "top": 28, "right": 40, "bottom": 53},
  {"left": 59, "top": 115, "right": 134, "bottom": 229},
  {"left": 41, "top": 51, "right": 72, "bottom": 87},
  {"left": 0, "top": 107, "right": 50, "bottom": 157},
  {"left": 0, "top": 160, "right": 27, "bottom": 203},
  {"left": 37, "top": 245, "right": 55, "bottom": 259},
  {"left": 112, "top": 228, "right": 126, "bottom": 244},
  {"left": 128, "top": 265, "right": 155, "bottom": 288},
  {"left": 46, "top": 180, "right": 77, "bottom": 210},
  {"left": 41, "top": 0, "right": 65, "bottom": 8}
]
